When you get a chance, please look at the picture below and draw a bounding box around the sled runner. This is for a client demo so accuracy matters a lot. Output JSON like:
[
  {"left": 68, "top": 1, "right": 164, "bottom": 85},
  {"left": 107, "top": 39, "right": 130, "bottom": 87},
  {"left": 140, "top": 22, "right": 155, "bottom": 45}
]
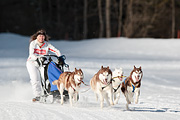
[{"left": 37, "top": 54, "right": 69, "bottom": 103}]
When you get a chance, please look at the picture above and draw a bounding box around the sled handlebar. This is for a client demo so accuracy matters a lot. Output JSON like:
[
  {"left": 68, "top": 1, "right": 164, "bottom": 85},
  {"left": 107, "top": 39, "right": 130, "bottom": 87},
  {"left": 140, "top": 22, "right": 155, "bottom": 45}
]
[
  {"left": 42, "top": 54, "right": 69, "bottom": 68},
  {"left": 43, "top": 54, "right": 66, "bottom": 60}
]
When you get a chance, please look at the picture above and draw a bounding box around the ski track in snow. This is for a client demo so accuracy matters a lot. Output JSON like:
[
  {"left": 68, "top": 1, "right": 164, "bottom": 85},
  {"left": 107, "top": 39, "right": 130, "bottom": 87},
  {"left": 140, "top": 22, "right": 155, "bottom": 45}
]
[
  {"left": 0, "top": 58, "right": 180, "bottom": 120},
  {"left": 0, "top": 100, "right": 179, "bottom": 120},
  {"left": 0, "top": 33, "right": 180, "bottom": 120}
]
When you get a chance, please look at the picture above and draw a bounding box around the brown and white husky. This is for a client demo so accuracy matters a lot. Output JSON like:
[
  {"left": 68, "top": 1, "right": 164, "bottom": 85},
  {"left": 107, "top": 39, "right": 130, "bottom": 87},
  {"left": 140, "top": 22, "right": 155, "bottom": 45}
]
[
  {"left": 53, "top": 68, "right": 84, "bottom": 106},
  {"left": 121, "top": 66, "right": 143, "bottom": 110},
  {"left": 90, "top": 66, "right": 114, "bottom": 108}
]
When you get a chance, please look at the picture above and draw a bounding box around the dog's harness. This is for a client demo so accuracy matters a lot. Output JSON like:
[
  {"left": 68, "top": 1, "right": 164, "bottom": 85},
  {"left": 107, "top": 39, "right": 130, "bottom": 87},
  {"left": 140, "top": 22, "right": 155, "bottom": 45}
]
[
  {"left": 123, "top": 77, "right": 137, "bottom": 92},
  {"left": 113, "top": 84, "right": 121, "bottom": 93},
  {"left": 112, "top": 76, "right": 126, "bottom": 93},
  {"left": 101, "top": 75, "right": 127, "bottom": 91},
  {"left": 130, "top": 81, "right": 139, "bottom": 93},
  {"left": 124, "top": 77, "right": 136, "bottom": 92},
  {"left": 64, "top": 72, "right": 76, "bottom": 92},
  {"left": 81, "top": 81, "right": 89, "bottom": 86},
  {"left": 101, "top": 80, "right": 112, "bottom": 90},
  {"left": 70, "top": 84, "right": 76, "bottom": 92},
  {"left": 70, "top": 78, "right": 87, "bottom": 92},
  {"left": 131, "top": 84, "right": 136, "bottom": 92}
]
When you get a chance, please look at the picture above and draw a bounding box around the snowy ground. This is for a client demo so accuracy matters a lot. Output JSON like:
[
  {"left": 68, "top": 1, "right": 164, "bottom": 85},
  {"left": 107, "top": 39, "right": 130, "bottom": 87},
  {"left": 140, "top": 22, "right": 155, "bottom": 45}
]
[{"left": 0, "top": 33, "right": 180, "bottom": 120}]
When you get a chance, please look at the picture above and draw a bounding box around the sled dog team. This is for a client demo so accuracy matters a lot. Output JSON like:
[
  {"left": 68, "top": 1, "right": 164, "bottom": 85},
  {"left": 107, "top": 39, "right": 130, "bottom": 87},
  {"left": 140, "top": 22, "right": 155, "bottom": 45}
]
[{"left": 53, "top": 65, "right": 143, "bottom": 110}]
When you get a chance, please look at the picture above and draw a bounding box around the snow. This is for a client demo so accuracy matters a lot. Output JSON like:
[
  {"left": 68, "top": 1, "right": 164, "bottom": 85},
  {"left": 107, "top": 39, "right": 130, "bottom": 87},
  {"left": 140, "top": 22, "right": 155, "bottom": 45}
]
[{"left": 0, "top": 33, "right": 180, "bottom": 120}]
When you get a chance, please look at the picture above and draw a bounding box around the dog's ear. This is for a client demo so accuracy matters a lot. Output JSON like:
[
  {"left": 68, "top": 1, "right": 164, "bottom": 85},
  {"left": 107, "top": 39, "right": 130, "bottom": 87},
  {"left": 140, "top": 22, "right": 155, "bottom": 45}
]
[
  {"left": 101, "top": 66, "right": 103, "bottom": 69},
  {"left": 139, "top": 66, "right": 142, "bottom": 70},
  {"left": 120, "top": 67, "right": 122, "bottom": 71},
  {"left": 134, "top": 65, "right": 136, "bottom": 69},
  {"left": 75, "top": 68, "right": 77, "bottom": 71}
]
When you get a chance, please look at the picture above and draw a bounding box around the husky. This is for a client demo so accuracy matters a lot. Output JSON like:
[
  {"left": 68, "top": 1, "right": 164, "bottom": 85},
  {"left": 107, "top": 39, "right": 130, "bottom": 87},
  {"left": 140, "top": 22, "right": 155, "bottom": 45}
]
[
  {"left": 90, "top": 66, "right": 114, "bottom": 108},
  {"left": 112, "top": 68, "right": 125, "bottom": 104},
  {"left": 53, "top": 68, "right": 84, "bottom": 106},
  {"left": 121, "top": 66, "right": 143, "bottom": 110}
]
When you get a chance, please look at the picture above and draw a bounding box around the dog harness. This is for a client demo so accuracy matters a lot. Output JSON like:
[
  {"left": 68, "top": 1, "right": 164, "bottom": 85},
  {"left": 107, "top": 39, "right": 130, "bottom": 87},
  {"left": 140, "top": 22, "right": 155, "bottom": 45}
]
[
  {"left": 101, "top": 80, "right": 112, "bottom": 90},
  {"left": 130, "top": 81, "right": 139, "bottom": 92},
  {"left": 123, "top": 78, "right": 138, "bottom": 92},
  {"left": 113, "top": 84, "right": 121, "bottom": 93},
  {"left": 112, "top": 76, "right": 126, "bottom": 93},
  {"left": 131, "top": 84, "right": 136, "bottom": 92},
  {"left": 71, "top": 84, "right": 76, "bottom": 92}
]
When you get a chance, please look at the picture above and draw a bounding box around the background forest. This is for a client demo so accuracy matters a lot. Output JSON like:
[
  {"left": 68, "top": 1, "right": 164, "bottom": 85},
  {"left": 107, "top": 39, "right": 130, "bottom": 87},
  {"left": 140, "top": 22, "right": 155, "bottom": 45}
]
[{"left": 1, "top": 0, "right": 180, "bottom": 40}]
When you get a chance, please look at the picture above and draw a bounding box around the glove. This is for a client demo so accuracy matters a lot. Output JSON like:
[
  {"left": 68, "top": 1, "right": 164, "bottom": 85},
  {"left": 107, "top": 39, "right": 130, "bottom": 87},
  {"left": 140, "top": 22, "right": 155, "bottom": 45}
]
[{"left": 58, "top": 55, "right": 65, "bottom": 65}]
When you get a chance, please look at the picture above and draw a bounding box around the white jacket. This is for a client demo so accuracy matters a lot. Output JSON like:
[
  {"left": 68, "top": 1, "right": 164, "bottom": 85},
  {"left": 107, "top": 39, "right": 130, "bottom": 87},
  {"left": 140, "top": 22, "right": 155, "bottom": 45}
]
[{"left": 27, "top": 39, "right": 61, "bottom": 65}]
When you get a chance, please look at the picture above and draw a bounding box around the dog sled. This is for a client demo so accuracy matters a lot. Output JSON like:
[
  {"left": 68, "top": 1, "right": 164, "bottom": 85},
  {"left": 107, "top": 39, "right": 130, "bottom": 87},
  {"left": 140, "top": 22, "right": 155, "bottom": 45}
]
[{"left": 37, "top": 54, "right": 69, "bottom": 103}]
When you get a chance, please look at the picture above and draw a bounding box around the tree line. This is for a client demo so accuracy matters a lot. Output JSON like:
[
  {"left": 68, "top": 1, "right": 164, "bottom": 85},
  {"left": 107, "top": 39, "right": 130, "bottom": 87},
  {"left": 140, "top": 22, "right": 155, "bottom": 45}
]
[{"left": 0, "top": 0, "right": 180, "bottom": 40}]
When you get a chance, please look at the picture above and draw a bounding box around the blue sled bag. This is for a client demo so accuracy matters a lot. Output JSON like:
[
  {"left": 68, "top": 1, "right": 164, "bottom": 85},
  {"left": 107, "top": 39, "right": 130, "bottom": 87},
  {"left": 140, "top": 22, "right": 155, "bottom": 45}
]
[{"left": 47, "top": 61, "right": 63, "bottom": 91}]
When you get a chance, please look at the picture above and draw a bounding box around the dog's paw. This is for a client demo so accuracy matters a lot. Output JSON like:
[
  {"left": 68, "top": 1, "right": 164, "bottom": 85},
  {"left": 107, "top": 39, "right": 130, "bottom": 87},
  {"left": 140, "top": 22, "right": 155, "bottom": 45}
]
[
  {"left": 128, "top": 101, "right": 131, "bottom": 104},
  {"left": 114, "top": 100, "right": 118, "bottom": 104},
  {"left": 135, "top": 98, "right": 139, "bottom": 104},
  {"left": 111, "top": 102, "right": 114, "bottom": 106},
  {"left": 100, "top": 102, "right": 104, "bottom": 108},
  {"left": 61, "top": 100, "right": 64, "bottom": 105},
  {"left": 126, "top": 104, "right": 129, "bottom": 110}
]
